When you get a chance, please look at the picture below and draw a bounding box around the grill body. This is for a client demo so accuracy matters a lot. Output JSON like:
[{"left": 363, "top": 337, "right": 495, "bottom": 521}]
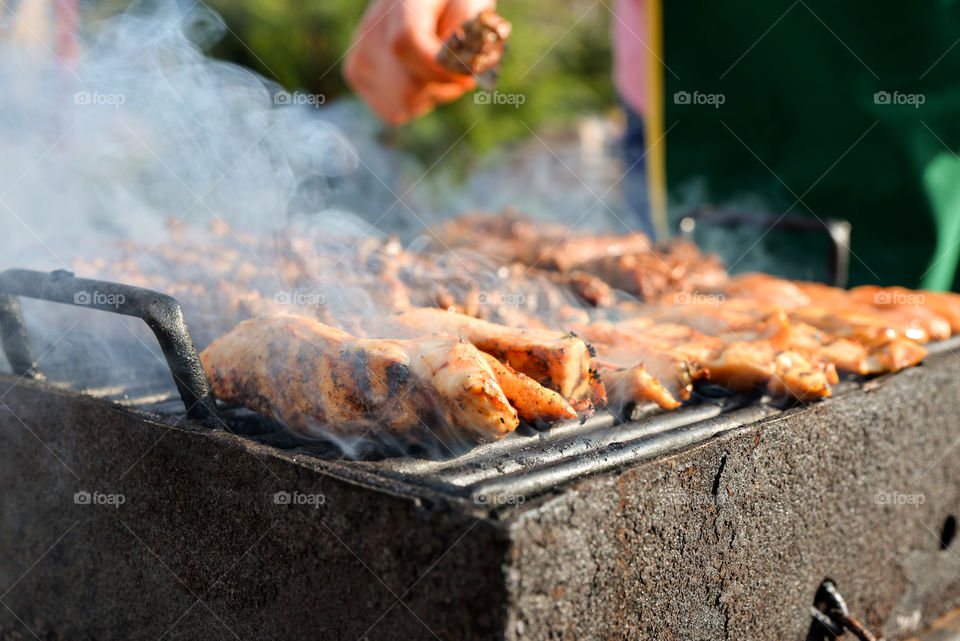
[{"left": 2, "top": 347, "right": 960, "bottom": 640}]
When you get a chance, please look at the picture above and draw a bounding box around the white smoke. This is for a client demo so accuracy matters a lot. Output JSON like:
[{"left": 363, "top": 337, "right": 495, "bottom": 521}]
[
  {"left": 0, "top": 0, "right": 375, "bottom": 268},
  {"left": 0, "top": 0, "right": 629, "bottom": 445}
]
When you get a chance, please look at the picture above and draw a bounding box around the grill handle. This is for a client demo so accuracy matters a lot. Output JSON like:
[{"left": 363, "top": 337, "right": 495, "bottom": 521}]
[
  {"left": 0, "top": 268, "right": 218, "bottom": 425},
  {"left": 677, "top": 209, "right": 852, "bottom": 288}
]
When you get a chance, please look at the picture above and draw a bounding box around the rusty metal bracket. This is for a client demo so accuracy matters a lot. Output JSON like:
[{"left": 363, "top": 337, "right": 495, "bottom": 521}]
[{"left": 810, "top": 579, "right": 882, "bottom": 641}]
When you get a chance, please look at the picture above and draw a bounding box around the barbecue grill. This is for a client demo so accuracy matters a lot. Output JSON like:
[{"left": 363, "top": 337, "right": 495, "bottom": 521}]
[{"left": 1, "top": 269, "right": 960, "bottom": 640}]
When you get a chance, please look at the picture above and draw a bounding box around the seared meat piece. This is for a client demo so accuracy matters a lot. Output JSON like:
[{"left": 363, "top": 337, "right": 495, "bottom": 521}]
[
  {"left": 201, "top": 315, "right": 521, "bottom": 442},
  {"left": 724, "top": 274, "right": 949, "bottom": 343},
  {"left": 436, "top": 11, "right": 512, "bottom": 76},
  {"left": 479, "top": 352, "right": 579, "bottom": 425},
  {"left": 86, "top": 210, "right": 952, "bottom": 444},
  {"left": 529, "top": 267, "right": 618, "bottom": 307},
  {"left": 705, "top": 341, "right": 836, "bottom": 401},
  {"left": 755, "top": 311, "right": 927, "bottom": 375},
  {"left": 598, "top": 365, "right": 682, "bottom": 410},
  {"left": 607, "top": 317, "right": 837, "bottom": 400},
  {"left": 619, "top": 302, "right": 923, "bottom": 384},
  {"left": 848, "top": 285, "right": 960, "bottom": 334},
  {"left": 571, "top": 321, "right": 697, "bottom": 406},
  {"left": 532, "top": 234, "right": 654, "bottom": 273},
  {"left": 793, "top": 282, "right": 949, "bottom": 342},
  {"left": 577, "top": 240, "right": 728, "bottom": 300},
  {"left": 384, "top": 307, "right": 605, "bottom": 404}
]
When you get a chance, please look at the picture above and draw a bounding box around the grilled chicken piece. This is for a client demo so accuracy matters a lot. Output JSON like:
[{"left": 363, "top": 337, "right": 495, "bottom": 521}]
[
  {"left": 849, "top": 285, "right": 960, "bottom": 334},
  {"left": 623, "top": 305, "right": 923, "bottom": 382},
  {"left": 571, "top": 321, "right": 696, "bottom": 406},
  {"left": 385, "top": 308, "right": 605, "bottom": 404},
  {"left": 533, "top": 234, "right": 654, "bottom": 273},
  {"left": 797, "top": 283, "right": 950, "bottom": 342},
  {"left": 436, "top": 11, "right": 512, "bottom": 76},
  {"left": 432, "top": 211, "right": 725, "bottom": 300},
  {"left": 526, "top": 266, "right": 617, "bottom": 307},
  {"left": 479, "top": 352, "right": 579, "bottom": 425},
  {"left": 607, "top": 317, "right": 836, "bottom": 400},
  {"left": 703, "top": 341, "right": 835, "bottom": 400},
  {"left": 576, "top": 240, "right": 727, "bottom": 300},
  {"left": 201, "top": 315, "right": 521, "bottom": 442},
  {"left": 757, "top": 312, "right": 927, "bottom": 374},
  {"left": 598, "top": 364, "right": 682, "bottom": 410},
  {"left": 725, "top": 274, "right": 947, "bottom": 342}
]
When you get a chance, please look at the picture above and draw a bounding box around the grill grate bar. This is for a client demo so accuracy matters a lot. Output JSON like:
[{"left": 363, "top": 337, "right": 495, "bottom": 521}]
[
  {"left": 427, "top": 403, "right": 729, "bottom": 487},
  {"left": 466, "top": 403, "right": 781, "bottom": 504}
]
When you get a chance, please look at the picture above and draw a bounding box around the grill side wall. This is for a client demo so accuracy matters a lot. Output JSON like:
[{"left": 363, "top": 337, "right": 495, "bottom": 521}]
[
  {"left": 0, "top": 382, "right": 510, "bottom": 641},
  {"left": 504, "top": 351, "right": 960, "bottom": 640}
]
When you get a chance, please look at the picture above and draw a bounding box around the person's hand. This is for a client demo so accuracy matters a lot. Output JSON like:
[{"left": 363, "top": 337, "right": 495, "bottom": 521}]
[{"left": 344, "top": 0, "right": 495, "bottom": 125}]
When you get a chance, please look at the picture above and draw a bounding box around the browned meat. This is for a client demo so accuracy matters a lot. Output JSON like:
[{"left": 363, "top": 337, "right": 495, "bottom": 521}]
[
  {"left": 531, "top": 234, "right": 654, "bottom": 273},
  {"left": 604, "top": 317, "right": 837, "bottom": 400},
  {"left": 201, "top": 315, "right": 521, "bottom": 442},
  {"left": 528, "top": 267, "right": 618, "bottom": 307},
  {"left": 571, "top": 321, "right": 697, "bottom": 405},
  {"left": 478, "top": 352, "right": 579, "bottom": 425},
  {"left": 576, "top": 239, "right": 728, "bottom": 300},
  {"left": 436, "top": 11, "right": 512, "bottom": 76},
  {"left": 724, "top": 274, "right": 948, "bottom": 343},
  {"left": 598, "top": 364, "right": 682, "bottom": 410},
  {"left": 84, "top": 211, "right": 953, "bottom": 444},
  {"left": 383, "top": 307, "right": 605, "bottom": 404}
]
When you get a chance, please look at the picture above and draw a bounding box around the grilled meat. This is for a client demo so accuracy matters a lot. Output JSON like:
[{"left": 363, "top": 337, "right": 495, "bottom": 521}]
[
  {"left": 431, "top": 211, "right": 726, "bottom": 301},
  {"left": 384, "top": 307, "right": 605, "bottom": 404},
  {"left": 436, "top": 11, "right": 512, "bottom": 76},
  {"left": 599, "top": 365, "right": 682, "bottom": 410},
  {"left": 479, "top": 352, "right": 579, "bottom": 425},
  {"left": 83, "top": 210, "right": 954, "bottom": 445},
  {"left": 570, "top": 321, "right": 696, "bottom": 407},
  {"left": 201, "top": 315, "right": 522, "bottom": 442}
]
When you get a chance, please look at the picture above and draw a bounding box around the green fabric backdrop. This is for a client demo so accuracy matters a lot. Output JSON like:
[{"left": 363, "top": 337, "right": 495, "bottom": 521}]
[{"left": 664, "top": 1, "right": 960, "bottom": 289}]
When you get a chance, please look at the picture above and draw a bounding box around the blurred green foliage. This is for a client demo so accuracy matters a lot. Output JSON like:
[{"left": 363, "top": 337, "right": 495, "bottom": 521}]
[{"left": 203, "top": 0, "right": 615, "bottom": 162}]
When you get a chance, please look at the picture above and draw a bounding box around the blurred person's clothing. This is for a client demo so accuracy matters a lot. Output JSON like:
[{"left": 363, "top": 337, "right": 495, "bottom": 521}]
[
  {"left": 2, "top": 0, "right": 78, "bottom": 61},
  {"left": 622, "top": 99, "right": 655, "bottom": 239},
  {"left": 612, "top": 0, "right": 649, "bottom": 118},
  {"left": 612, "top": 0, "right": 655, "bottom": 237}
]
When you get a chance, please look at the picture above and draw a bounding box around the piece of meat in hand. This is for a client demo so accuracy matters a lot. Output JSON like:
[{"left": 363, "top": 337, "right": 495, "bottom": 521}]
[{"left": 436, "top": 11, "right": 512, "bottom": 76}]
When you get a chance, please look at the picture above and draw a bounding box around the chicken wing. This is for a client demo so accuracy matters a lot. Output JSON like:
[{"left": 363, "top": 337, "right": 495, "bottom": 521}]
[
  {"left": 201, "top": 315, "right": 520, "bottom": 442},
  {"left": 384, "top": 307, "right": 605, "bottom": 404}
]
